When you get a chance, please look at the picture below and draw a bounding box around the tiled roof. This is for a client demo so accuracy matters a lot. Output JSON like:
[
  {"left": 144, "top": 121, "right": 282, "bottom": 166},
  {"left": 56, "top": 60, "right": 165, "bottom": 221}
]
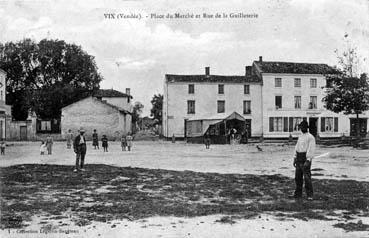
[
  {"left": 165, "top": 74, "right": 261, "bottom": 83},
  {"left": 93, "top": 89, "right": 132, "bottom": 98},
  {"left": 253, "top": 61, "right": 338, "bottom": 75}
]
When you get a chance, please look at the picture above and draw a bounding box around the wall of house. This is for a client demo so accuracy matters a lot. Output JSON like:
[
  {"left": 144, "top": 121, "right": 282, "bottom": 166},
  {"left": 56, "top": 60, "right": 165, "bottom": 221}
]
[
  {"left": 61, "top": 97, "right": 131, "bottom": 140},
  {"left": 261, "top": 73, "right": 369, "bottom": 138},
  {"left": 6, "top": 116, "right": 37, "bottom": 141},
  {"left": 163, "top": 81, "right": 263, "bottom": 138},
  {"left": 102, "top": 97, "right": 132, "bottom": 112}
]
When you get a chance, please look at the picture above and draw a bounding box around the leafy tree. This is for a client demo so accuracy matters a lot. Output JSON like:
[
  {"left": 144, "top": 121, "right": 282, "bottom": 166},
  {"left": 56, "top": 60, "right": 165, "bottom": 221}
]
[
  {"left": 132, "top": 101, "right": 144, "bottom": 130},
  {"left": 150, "top": 94, "right": 163, "bottom": 125},
  {"left": 323, "top": 39, "right": 369, "bottom": 138},
  {"left": 0, "top": 38, "right": 102, "bottom": 120}
]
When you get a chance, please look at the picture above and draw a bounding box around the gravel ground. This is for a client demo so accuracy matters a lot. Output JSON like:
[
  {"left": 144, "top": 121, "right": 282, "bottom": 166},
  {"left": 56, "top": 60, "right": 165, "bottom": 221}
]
[{"left": 0, "top": 141, "right": 368, "bottom": 238}]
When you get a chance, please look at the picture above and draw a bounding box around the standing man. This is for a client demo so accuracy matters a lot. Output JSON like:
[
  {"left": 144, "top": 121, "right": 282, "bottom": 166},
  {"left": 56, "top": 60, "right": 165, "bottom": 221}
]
[
  {"left": 46, "top": 135, "right": 53, "bottom": 155},
  {"left": 73, "top": 127, "right": 87, "bottom": 172},
  {"left": 92, "top": 129, "right": 99, "bottom": 149},
  {"left": 292, "top": 120, "right": 316, "bottom": 200}
]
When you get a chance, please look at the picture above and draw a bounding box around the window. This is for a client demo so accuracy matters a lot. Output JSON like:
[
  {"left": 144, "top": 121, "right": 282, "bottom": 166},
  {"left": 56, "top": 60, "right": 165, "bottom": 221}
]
[
  {"left": 310, "top": 78, "right": 317, "bottom": 88},
  {"left": 275, "top": 96, "right": 282, "bottom": 109},
  {"left": 294, "top": 96, "right": 301, "bottom": 109},
  {"left": 309, "top": 96, "right": 317, "bottom": 109},
  {"left": 41, "top": 121, "right": 51, "bottom": 131},
  {"left": 321, "top": 117, "right": 338, "bottom": 132},
  {"left": 269, "top": 117, "right": 283, "bottom": 132},
  {"left": 243, "top": 100, "right": 251, "bottom": 114},
  {"left": 187, "top": 100, "right": 195, "bottom": 114},
  {"left": 218, "top": 84, "right": 224, "bottom": 94},
  {"left": 294, "top": 78, "right": 301, "bottom": 88},
  {"left": 217, "top": 100, "right": 225, "bottom": 113},
  {"left": 188, "top": 84, "right": 194, "bottom": 94},
  {"left": 275, "top": 78, "right": 282, "bottom": 87},
  {"left": 244, "top": 85, "right": 250, "bottom": 94},
  {"left": 293, "top": 117, "right": 303, "bottom": 131}
]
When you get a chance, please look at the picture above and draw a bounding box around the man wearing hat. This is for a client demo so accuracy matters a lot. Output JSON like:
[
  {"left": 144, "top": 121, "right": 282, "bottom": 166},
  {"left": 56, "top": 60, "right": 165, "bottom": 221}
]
[
  {"left": 73, "top": 127, "right": 87, "bottom": 172},
  {"left": 292, "top": 120, "right": 316, "bottom": 200}
]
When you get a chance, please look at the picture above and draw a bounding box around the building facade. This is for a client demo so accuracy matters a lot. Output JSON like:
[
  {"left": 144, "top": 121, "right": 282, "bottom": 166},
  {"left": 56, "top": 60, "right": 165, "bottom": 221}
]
[
  {"left": 163, "top": 67, "right": 263, "bottom": 139},
  {"left": 0, "top": 69, "right": 12, "bottom": 140},
  {"left": 61, "top": 89, "right": 132, "bottom": 140},
  {"left": 163, "top": 57, "right": 369, "bottom": 140}
]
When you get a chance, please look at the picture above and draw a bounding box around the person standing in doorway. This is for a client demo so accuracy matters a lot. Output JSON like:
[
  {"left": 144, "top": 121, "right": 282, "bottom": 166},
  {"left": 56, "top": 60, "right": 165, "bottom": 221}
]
[
  {"left": 92, "top": 129, "right": 99, "bottom": 149},
  {"left": 73, "top": 127, "right": 87, "bottom": 172},
  {"left": 291, "top": 120, "right": 316, "bottom": 200},
  {"left": 126, "top": 132, "right": 133, "bottom": 151},
  {"left": 102, "top": 135, "right": 108, "bottom": 152},
  {"left": 66, "top": 129, "right": 73, "bottom": 149},
  {"left": 46, "top": 135, "right": 53, "bottom": 155}
]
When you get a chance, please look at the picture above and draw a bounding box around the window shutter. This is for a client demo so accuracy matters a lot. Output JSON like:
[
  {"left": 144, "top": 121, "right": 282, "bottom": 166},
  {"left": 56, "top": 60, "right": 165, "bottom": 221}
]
[
  {"left": 283, "top": 117, "right": 288, "bottom": 132},
  {"left": 334, "top": 117, "right": 338, "bottom": 132},
  {"left": 289, "top": 117, "right": 293, "bottom": 132},
  {"left": 321, "top": 117, "right": 325, "bottom": 132},
  {"left": 269, "top": 117, "right": 274, "bottom": 132}
]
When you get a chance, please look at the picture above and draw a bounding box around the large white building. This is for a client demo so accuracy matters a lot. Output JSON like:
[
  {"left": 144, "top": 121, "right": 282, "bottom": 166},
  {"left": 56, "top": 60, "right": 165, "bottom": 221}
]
[
  {"left": 0, "top": 69, "right": 11, "bottom": 139},
  {"left": 163, "top": 57, "right": 369, "bottom": 142}
]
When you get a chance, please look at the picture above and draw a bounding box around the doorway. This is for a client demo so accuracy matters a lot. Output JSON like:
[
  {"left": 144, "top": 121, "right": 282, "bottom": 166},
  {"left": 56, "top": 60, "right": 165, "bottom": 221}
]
[
  {"left": 309, "top": 118, "right": 318, "bottom": 137},
  {"left": 350, "top": 118, "right": 368, "bottom": 137},
  {"left": 20, "top": 126, "right": 27, "bottom": 140}
]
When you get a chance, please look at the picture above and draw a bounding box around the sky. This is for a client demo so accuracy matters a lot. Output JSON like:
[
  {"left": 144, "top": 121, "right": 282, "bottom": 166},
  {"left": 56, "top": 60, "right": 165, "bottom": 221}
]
[{"left": 1, "top": 0, "right": 369, "bottom": 115}]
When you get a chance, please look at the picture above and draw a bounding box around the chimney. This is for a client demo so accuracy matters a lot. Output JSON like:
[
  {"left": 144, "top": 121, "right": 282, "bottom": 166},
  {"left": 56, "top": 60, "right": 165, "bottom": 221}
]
[
  {"left": 205, "top": 67, "right": 210, "bottom": 76},
  {"left": 259, "top": 56, "right": 263, "bottom": 62},
  {"left": 245, "top": 66, "right": 252, "bottom": 76},
  {"left": 125, "top": 88, "right": 130, "bottom": 96}
]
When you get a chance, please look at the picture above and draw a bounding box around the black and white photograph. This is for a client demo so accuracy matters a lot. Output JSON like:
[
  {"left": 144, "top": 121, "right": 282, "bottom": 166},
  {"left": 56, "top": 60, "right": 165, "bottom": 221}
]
[{"left": 0, "top": 0, "right": 369, "bottom": 237}]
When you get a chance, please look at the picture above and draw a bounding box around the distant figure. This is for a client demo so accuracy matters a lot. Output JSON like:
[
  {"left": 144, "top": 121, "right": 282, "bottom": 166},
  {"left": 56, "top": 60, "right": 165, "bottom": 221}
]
[
  {"left": 73, "top": 127, "right": 87, "bottom": 172},
  {"left": 291, "top": 120, "right": 315, "bottom": 200},
  {"left": 256, "top": 145, "right": 263, "bottom": 152},
  {"left": 0, "top": 139, "right": 6, "bottom": 155},
  {"left": 243, "top": 128, "right": 249, "bottom": 144},
  {"left": 92, "top": 129, "right": 99, "bottom": 149},
  {"left": 66, "top": 129, "right": 73, "bottom": 149},
  {"left": 102, "top": 135, "right": 108, "bottom": 152},
  {"left": 121, "top": 134, "right": 127, "bottom": 151},
  {"left": 40, "top": 141, "right": 47, "bottom": 155},
  {"left": 126, "top": 133, "right": 133, "bottom": 151},
  {"left": 172, "top": 134, "right": 176, "bottom": 143},
  {"left": 46, "top": 135, "right": 53, "bottom": 155},
  {"left": 204, "top": 133, "right": 211, "bottom": 149},
  {"left": 229, "top": 128, "right": 237, "bottom": 143}
]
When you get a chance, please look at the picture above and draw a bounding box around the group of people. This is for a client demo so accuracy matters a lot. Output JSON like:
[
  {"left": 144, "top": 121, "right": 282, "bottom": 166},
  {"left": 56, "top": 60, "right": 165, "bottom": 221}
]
[
  {"left": 65, "top": 128, "right": 134, "bottom": 172},
  {"left": 35, "top": 121, "right": 316, "bottom": 200},
  {"left": 40, "top": 135, "right": 53, "bottom": 155}
]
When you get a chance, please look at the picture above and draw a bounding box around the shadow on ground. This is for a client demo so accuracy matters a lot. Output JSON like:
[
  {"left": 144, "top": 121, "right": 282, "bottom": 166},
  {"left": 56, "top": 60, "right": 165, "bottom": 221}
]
[{"left": 1, "top": 164, "right": 368, "bottom": 232}]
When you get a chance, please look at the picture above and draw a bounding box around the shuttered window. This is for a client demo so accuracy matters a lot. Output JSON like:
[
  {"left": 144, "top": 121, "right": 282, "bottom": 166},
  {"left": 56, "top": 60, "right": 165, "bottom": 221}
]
[
  {"left": 269, "top": 117, "right": 274, "bottom": 132},
  {"left": 283, "top": 117, "right": 288, "bottom": 132}
]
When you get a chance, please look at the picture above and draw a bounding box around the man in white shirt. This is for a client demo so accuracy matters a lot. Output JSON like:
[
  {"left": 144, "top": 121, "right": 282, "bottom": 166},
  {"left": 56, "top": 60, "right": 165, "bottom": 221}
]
[{"left": 292, "top": 120, "right": 315, "bottom": 200}]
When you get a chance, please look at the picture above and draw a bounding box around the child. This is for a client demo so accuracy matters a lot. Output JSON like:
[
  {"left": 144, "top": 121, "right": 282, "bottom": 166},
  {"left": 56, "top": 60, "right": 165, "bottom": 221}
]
[
  {"left": 121, "top": 135, "right": 127, "bottom": 151},
  {"left": 126, "top": 133, "right": 133, "bottom": 151},
  {"left": 102, "top": 135, "right": 108, "bottom": 152},
  {"left": 0, "top": 139, "right": 6, "bottom": 155},
  {"left": 40, "top": 141, "right": 47, "bottom": 155}
]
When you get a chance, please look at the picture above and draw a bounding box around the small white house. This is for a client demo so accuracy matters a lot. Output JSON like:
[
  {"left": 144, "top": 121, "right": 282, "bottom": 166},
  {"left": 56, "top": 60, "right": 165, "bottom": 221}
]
[{"left": 61, "top": 89, "right": 133, "bottom": 140}]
